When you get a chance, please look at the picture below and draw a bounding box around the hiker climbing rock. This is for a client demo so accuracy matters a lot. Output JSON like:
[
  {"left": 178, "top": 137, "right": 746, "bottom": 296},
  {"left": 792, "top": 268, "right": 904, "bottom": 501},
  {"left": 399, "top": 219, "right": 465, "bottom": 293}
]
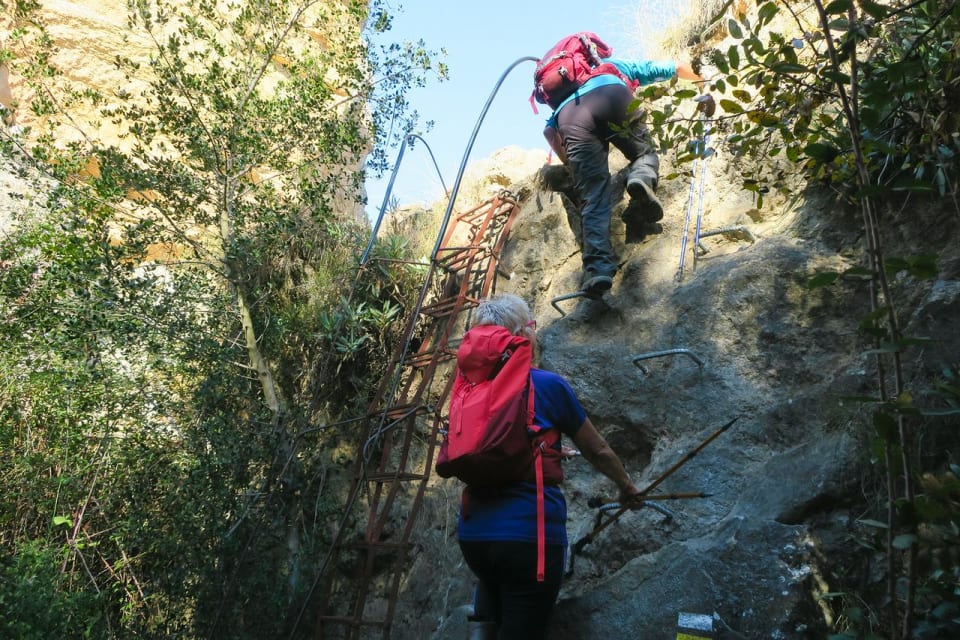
[
  {"left": 534, "top": 33, "right": 715, "bottom": 298},
  {"left": 439, "top": 294, "right": 641, "bottom": 639}
]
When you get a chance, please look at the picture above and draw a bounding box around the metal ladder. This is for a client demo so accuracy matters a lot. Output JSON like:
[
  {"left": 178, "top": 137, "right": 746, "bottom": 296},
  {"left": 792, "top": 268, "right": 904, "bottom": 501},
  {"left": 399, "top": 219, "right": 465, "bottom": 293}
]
[{"left": 312, "top": 190, "right": 521, "bottom": 639}]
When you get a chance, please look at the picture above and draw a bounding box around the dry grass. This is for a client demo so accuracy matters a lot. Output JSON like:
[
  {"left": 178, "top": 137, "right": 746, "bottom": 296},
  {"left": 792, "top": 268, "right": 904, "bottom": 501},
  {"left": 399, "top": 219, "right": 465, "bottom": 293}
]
[{"left": 606, "top": 0, "right": 737, "bottom": 61}]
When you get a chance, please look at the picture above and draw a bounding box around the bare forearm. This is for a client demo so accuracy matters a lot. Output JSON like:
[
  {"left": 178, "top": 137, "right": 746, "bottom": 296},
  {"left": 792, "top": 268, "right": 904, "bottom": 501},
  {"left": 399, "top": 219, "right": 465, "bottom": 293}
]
[
  {"left": 581, "top": 446, "right": 634, "bottom": 493},
  {"left": 572, "top": 419, "right": 639, "bottom": 498}
]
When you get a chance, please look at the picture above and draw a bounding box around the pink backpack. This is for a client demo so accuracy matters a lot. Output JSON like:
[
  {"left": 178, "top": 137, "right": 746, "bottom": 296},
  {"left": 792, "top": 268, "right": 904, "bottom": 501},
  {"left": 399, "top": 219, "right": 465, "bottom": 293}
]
[{"left": 531, "top": 32, "right": 635, "bottom": 112}]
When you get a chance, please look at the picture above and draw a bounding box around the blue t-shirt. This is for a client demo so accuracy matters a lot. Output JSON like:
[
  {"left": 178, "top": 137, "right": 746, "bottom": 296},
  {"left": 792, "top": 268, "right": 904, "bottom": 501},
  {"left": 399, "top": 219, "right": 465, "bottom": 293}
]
[
  {"left": 545, "top": 58, "right": 677, "bottom": 128},
  {"left": 456, "top": 368, "right": 587, "bottom": 546}
]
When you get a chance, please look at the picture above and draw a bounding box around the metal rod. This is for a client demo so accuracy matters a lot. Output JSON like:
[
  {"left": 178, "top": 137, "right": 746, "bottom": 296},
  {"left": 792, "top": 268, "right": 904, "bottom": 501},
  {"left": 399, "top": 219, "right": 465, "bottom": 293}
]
[
  {"left": 691, "top": 124, "right": 711, "bottom": 270},
  {"left": 428, "top": 56, "right": 538, "bottom": 263},
  {"left": 697, "top": 224, "right": 755, "bottom": 247},
  {"left": 569, "top": 416, "right": 739, "bottom": 557},
  {"left": 639, "top": 416, "right": 739, "bottom": 497},
  {"left": 361, "top": 133, "right": 449, "bottom": 267},
  {"left": 550, "top": 290, "right": 594, "bottom": 316},
  {"left": 676, "top": 135, "right": 699, "bottom": 281},
  {"left": 596, "top": 500, "right": 675, "bottom": 519},
  {"left": 632, "top": 348, "right": 705, "bottom": 374},
  {"left": 677, "top": 116, "right": 711, "bottom": 281}
]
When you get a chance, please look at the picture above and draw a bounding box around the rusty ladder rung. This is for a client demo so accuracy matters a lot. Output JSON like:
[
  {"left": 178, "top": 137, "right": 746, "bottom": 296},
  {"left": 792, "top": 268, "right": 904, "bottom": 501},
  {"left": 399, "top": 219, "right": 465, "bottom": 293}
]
[
  {"left": 420, "top": 296, "right": 479, "bottom": 318},
  {"left": 403, "top": 346, "right": 456, "bottom": 369},
  {"left": 347, "top": 540, "right": 412, "bottom": 552},
  {"left": 364, "top": 471, "right": 426, "bottom": 483},
  {"left": 366, "top": 403, "right": 426, "bottom": 421},
  {"left": 316, "top": 616, "right": 388, "bottom": 628}
]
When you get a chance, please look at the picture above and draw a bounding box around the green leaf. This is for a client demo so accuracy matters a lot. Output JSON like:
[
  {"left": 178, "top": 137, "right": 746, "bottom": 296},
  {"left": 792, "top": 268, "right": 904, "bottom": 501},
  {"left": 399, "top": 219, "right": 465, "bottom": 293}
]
[
  {"left": 884, "top": 254, "right": 938, "bottom": 279},
  {"left": 719, "top": 99, "right": 744, "bottom": 114},
  {"left": 807, "top": 271, "right": 839, "bottom": 289},
  {"left": 859, "top": 0, "right": 889, "bottom": 19},
  {"left": 860, "top": 107, "right": 881, "bottom": 130},
  {"left": 819, "top": 68, "right": 852, "bottom": 86},
  {"left": 892, "top": 534, "right": 918, "bottom": 550},
  {"left": 53, "top": 515, "right": 73, "bottom": 527},
  {"left": 825, "top": 0, "right": 853, "bottom": 14},
  {"left": 758, "top": 1, "right": 780, "bottom": 26},
  {"left": 804, "top": 143, "right": 840, "bottom": 163},
  {"left": 891, "top": 180, "right": 936, "bottom": 193},
  {"left": 727, "top": 45, "right": 740, "bottom": 70},
  {"left": 843, "top": 266, "right": 875, "bottom": 279},
  {"left": 870, "top": 436, "right": 888, "bottom": 462},
  {"left": 712, "top": 49, "right": 729, "bottom": 74},
  {"left": 873, "top": 411, "right": 897, "bottom": 441},
  {"left": 728, "top": 18, "right": 743, "bottom": 39},
  {"left": 771, "top": 62, "right": 808, "bottom": 74},
  {"left": 921, "top": 407, "right": 960, "bottom": 416},
  {"left": 855, "top": 184, "right": 885, "bottom": 198},
  {"left": 863, "top": 345, "right": 900, "bottom": 355},
  {"left": 856, "top": 519, "right": 889, "bottom": 529},
  {"left": 747, "top": 111, "right": 780, "bottom": 126}
]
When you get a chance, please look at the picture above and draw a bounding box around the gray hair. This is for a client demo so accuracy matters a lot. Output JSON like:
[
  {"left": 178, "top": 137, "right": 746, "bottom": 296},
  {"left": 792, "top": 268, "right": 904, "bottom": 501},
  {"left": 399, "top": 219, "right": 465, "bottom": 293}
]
[{"left": 472, "top": 294, "right": 532, "bottom": 335}]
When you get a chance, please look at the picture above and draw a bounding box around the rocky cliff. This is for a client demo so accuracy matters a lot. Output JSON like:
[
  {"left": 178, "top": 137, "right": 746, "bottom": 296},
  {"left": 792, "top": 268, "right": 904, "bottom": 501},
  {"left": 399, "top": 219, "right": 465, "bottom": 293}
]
[{"left": 392, "top": 128, "right": 960, "bottom": 639}]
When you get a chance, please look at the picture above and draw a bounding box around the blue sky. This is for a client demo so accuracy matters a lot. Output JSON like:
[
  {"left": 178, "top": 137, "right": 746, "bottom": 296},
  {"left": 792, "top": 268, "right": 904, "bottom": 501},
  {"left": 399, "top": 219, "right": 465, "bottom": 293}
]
[{"left": 364, "top": 0, "right": 691, "bottom": 218}]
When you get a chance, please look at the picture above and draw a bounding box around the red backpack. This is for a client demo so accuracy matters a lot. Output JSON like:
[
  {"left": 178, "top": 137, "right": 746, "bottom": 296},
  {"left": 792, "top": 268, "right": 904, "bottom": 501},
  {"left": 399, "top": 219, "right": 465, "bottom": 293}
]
[
  {"left": 435, "top": 324, "right": 561, "bottom": 581},
  {"left": 531, "top": 32, "right": 635, "bottom": 112}
]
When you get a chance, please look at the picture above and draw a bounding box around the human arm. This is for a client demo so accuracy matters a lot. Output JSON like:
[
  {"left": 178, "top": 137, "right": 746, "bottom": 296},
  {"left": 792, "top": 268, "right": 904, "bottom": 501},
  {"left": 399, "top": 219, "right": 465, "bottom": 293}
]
[
  {"left": 571, "top": 418, "right": 642, "bottom": 506},
  {"left": 677, "top": 62, "right": 717, "bottom": 118},
  {"left": 675, "top": 62, "right": 716, "bottom": 116},
  {"left": 675, "top": 61, "right": 706, "bottom": 83}
]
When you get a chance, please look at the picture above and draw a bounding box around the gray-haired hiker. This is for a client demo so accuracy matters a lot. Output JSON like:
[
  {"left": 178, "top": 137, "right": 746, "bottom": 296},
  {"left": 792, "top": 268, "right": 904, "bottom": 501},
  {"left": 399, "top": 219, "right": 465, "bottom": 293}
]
[
  {"left": 542, "top": 55, "right": 714, "bottom": 298},
  {"left": 456, "top": 294, "right": 642, "bottom": 639}
]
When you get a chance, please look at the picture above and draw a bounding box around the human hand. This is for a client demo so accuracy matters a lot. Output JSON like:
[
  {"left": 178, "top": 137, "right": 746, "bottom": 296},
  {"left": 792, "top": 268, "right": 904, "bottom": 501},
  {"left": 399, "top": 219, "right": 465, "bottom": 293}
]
[
  {"left": 560, "top": 445, "right": 581, "bottom": 460},
  {"left": 619, "top": 486, "right": 646, "bottom": 510},
  {"left": 694, "top": 93, "right": 716, "bottom": 118}
]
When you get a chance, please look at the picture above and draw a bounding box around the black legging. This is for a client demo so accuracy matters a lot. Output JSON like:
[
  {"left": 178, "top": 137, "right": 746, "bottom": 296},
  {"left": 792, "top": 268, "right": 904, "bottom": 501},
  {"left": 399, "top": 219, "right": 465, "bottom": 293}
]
[{"left": 459, "top": 540, "right": 565, "bottom": 639}]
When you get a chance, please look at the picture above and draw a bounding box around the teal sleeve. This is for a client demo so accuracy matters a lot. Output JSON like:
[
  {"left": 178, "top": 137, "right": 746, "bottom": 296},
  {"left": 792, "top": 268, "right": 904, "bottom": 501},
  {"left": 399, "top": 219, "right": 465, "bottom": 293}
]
[{"left": 607, "top": 58, "right": 676, "bottom": 85}]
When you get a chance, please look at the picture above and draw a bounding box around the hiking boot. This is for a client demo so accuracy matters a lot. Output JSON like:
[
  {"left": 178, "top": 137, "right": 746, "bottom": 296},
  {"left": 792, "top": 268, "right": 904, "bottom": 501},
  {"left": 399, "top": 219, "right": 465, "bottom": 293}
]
[
  {"left": 624, "top": 179, "right": 664, "bottom": 223},
  {"left": 580, "top": 274, "right": 613, "bottom": 299}
]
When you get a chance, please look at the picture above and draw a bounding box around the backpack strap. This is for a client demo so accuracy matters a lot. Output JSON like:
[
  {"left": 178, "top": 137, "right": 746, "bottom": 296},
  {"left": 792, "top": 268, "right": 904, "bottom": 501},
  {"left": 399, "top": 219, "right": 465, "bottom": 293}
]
[
  {"left": 529, "top": 428, "right": 561, "bottom": 582},
  {"left": 533, "top": 440, "right": 546, "bottom": 582},
  {"left": 527, "top": 382, "right": 551, "bottom": 582}
]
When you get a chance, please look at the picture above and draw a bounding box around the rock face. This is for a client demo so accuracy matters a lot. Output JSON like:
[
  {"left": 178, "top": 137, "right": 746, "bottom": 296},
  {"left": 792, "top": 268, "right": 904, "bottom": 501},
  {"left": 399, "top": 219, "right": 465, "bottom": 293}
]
[{"left": 398, "top": 139, "right": 960, "bottom": 639}]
